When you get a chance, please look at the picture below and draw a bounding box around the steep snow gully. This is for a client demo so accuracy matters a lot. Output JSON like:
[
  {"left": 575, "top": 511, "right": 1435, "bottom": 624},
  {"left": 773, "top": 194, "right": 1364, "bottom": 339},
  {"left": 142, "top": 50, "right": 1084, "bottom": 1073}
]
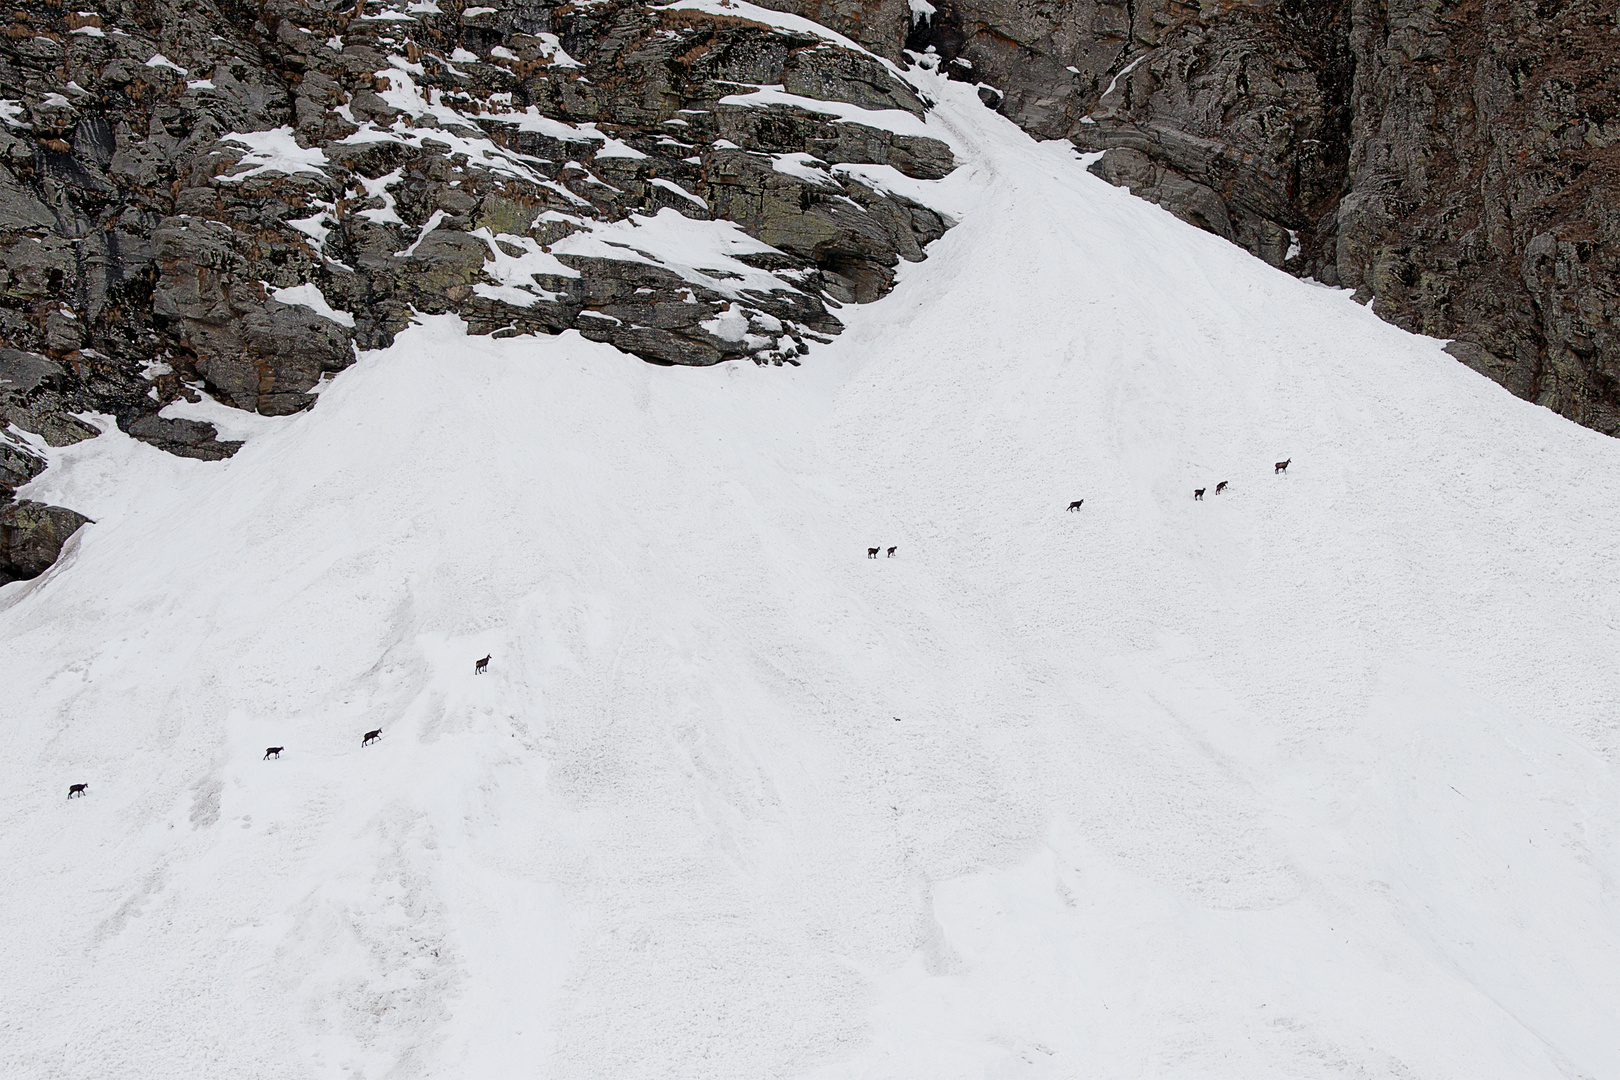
[{"left": 4, "top": 69, "right": 1620, "bottom": 1080}]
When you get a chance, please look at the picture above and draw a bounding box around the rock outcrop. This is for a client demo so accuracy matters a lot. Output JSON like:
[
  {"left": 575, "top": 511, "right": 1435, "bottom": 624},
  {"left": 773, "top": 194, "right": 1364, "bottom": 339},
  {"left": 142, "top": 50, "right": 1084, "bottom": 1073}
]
[
  {"left": 904, "top": 0, "right": 1620, "bottom": 434},
  {"left": 1, "top": 0, "right": 959, "bottom": 579},
  {"left": 0, "top": 498, "right": 91, "bottom": 585}
]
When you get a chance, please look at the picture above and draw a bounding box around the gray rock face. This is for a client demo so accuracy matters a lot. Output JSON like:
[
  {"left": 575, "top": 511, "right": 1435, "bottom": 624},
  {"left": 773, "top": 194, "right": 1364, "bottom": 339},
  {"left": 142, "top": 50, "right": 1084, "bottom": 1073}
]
[
  {"left": 0, "top": 434, "right": 47, "bottom": 491},
  {"left": 1, "top": 0, "right": 963, "bottom": 580},
  {"left": 2, "top": 348, "right": 101, "bottom": 466},
  {"left": 1, "top": 0, "right": 960, "bottom": 417},
  {"left": 1087, "top": 146, "right": 1291, "bottom": 267},
  {"left": 1334, "top": 0, "right": 1620, "bottom": 432},
  {"left": 903, "top": 0, "right": 1620, "bottom": 434}
]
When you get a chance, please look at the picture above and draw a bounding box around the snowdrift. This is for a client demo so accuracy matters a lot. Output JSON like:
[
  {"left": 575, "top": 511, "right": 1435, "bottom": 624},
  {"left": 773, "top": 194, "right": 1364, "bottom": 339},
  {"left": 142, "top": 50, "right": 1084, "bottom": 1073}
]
[{"left": 3, "top": 71, "right": 1619, "bottom": 1079}]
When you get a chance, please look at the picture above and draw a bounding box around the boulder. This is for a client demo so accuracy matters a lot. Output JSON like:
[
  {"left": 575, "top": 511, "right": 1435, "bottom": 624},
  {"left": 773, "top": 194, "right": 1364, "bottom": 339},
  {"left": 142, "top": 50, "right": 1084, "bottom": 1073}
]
[
  {"left": 0, "top": 500, "right": 92, "bottom": 585},
  {"left": 124, "top": 415, "right": 244, "bottom": 461}
]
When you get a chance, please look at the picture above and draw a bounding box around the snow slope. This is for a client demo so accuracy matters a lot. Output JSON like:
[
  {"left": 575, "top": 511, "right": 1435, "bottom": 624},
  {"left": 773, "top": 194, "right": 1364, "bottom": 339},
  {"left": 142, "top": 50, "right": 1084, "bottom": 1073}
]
[{"left": 4, "top": 70, "right": 1620, "bottom": 1080}]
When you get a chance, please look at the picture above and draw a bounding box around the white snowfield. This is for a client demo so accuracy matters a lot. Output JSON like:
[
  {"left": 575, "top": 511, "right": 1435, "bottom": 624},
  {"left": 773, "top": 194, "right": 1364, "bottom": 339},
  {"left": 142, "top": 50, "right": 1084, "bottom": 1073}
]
[{"left": 5, "top": 71, "right": 1620, "bottom": 1080}]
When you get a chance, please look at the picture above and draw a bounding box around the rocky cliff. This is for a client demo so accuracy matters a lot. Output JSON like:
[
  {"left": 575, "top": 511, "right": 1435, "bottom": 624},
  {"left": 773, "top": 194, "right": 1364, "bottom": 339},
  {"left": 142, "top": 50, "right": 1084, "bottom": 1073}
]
[
  {"left": 0, "top": 0, "right": 956, "bottom": 579},
  {"left": 901, "top": 0, "right": 1620, "bottom": 434}
]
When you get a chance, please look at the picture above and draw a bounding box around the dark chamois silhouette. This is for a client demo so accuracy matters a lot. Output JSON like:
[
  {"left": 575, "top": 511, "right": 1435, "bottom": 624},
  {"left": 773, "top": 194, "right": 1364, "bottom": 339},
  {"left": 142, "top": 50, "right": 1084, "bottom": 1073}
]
[
  {"left": 67, "top": 783, "right": 87, "bottom": 799},
  {"left": 1194, "top": 488, "right": 1205, "bottom": 500},
  {"left": 362, "top": 729, "right": 382, "bottom": 746},
  {"left": 264, "top": 747, "right": 283, "bottom": 760},
  {"left": 475, "top": 654, "right": 491, "bottom": 675},
  {"left": 1275, "top": 459, "right": 1291, "bottom": 474},
  {"left": 868, "top": 548, "right": 879, "bottom": 559},
  {"left": 1215, "top": 481, "right": 1227, "bottom": 494},
  {"left": 886, "top": 546, "right": 896, "bottom": 557},
  {"left": 1067, "top": 500, "right": 1083, "bottom": 511}
]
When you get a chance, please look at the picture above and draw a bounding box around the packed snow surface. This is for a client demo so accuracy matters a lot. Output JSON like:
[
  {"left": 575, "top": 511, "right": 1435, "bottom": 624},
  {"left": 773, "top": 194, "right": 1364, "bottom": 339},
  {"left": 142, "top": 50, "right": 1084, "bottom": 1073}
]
[
  {"left": 217, "top": 126, "right": 329, "bottom": 182},
  {"left": 718, "top": 84, "right": 935, "bottom": 140},
  {"left": 270, "top": 284, "right": 356, "bottom": 327},
  {"left": 4, "top": 72, "right": 1620, "bottom": 1080}
]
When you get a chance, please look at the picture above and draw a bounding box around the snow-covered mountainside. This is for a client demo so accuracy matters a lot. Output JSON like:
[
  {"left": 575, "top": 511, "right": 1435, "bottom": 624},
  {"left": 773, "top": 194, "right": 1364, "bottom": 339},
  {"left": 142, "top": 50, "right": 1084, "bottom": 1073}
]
[{"left": 4, "top": 67, "right": 1620, "bottom": 1080}]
